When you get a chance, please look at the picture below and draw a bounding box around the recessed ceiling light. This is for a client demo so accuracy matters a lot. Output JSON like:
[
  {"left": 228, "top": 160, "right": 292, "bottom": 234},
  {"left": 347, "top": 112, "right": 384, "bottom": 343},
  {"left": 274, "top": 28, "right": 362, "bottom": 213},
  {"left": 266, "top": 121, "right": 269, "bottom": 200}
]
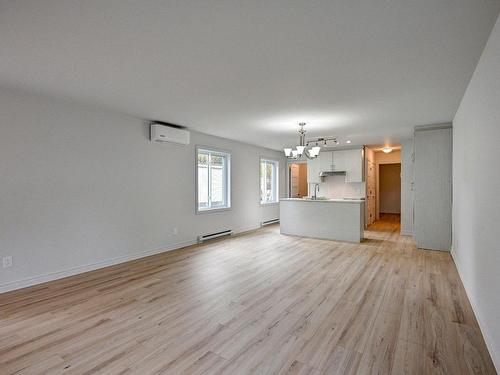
[
  {"left": 346, "top": 140, "right": 351, "bottom": 144},
  {"left": 382, "top": 147, "right": 393, "bottom": 153}
]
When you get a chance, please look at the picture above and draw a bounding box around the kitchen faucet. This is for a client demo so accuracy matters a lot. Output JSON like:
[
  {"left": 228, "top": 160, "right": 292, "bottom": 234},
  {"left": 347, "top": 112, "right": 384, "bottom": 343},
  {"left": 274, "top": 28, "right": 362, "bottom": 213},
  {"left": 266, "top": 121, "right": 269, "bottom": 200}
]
[{"left": 312, "top": 183, "right": 320, "bottom": 200}]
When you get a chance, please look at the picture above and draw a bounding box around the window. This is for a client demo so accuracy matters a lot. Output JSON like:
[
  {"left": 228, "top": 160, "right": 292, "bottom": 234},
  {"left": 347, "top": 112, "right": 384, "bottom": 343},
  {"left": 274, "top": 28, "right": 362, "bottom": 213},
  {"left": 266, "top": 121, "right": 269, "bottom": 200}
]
[
  {"left": 197, "top": 148, "right": 231, "bottom": 212},
  {"left": 260, "top": 159, "right": 279, "bottom": 204}
]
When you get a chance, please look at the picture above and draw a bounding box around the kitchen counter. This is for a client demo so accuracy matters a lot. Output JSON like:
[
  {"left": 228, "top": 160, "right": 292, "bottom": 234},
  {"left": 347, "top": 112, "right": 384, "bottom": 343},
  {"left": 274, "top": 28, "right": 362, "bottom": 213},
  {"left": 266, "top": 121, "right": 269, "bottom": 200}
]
[
  {"left": 280, "top": 198, "right": 364, "bottom": 243},
  {"left": 280, "top": 198, "right": 364, "bottom": 204}
]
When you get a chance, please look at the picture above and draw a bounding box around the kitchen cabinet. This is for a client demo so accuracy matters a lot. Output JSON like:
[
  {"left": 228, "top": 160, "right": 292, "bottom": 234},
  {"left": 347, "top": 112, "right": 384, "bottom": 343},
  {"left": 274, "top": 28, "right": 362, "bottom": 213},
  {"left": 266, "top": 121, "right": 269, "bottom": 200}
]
[
  {"left": 307, "top": 156, "right": 321, "bottom": 184},
  {"left": 344, "top": 149, "right": 364, "bottom": 182},
  {"left": 307, "top": 148, "right": 364, "bottom": 183},
  {"left": 332, "top": 150, "right": 346, "bottom": 171},
  {"left": 319, "top": 151, "right": 334, "bottom": 173},
  {"left": 280, "top": 198, "right": 365, "bottom": 242},
  {"left": 316, "top": 150, "right": 348, "bottom": 173}
]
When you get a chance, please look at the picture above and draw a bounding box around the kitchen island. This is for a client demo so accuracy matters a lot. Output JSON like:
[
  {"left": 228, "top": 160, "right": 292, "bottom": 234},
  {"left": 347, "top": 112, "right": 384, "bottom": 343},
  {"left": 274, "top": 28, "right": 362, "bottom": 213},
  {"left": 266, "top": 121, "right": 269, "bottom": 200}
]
[{"left": 280, "top": 198, "right": 365, "bottom": 243}]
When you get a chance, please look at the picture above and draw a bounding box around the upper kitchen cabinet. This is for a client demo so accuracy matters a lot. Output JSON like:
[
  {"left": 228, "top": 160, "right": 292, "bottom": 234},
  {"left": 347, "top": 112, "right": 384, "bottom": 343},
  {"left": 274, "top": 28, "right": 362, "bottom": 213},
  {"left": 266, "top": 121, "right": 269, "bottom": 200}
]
[
  {"left": 307, "top": 156, "right": 321, "bottom": 184},
  {"left": 307, "top": 148, "right": 364, "bottom": 183},
  {"left": 344, "top": 149, "right": 364, "bottom": 182},
  {"left": 318, "top": 151, "right": 334, "bottom": 173},
  {"left": 317, "top": 150, "right": 348, "bottom": 172},
  {"left": 332, "top": 150, "right": 346, "bottom": 172}
]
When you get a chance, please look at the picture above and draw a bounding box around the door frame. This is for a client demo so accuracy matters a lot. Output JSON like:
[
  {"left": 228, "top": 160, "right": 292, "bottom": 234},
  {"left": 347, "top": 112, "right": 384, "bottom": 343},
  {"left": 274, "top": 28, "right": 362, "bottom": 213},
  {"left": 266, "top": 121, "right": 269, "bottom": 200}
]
[{"left": 377, "top": 162, "right": 402, "bottom": 217}]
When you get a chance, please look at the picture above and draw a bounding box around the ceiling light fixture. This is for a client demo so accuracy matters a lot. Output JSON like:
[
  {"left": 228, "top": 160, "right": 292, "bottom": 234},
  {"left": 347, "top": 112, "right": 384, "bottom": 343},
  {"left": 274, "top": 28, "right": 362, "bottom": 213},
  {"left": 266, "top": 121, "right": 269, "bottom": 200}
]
[
  {"left": 346, "top": 140, "right": 351, "bottom": 144},
  {"left": 382, "top": 147, "right": 393, "bottom": 153},
  {"left": 283, "top": 123, "right": 338, "bottom": 160}
]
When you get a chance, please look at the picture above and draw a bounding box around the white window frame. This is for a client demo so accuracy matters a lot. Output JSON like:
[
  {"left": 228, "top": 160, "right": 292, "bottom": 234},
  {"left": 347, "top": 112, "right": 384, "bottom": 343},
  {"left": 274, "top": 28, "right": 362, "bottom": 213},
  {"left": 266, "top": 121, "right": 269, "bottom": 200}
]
[
  {"left": 260, "top": 158, "right": 279, "bottom": 205},
  {"left": 196, "top": 147, "right": 231, "bottom": 214}
]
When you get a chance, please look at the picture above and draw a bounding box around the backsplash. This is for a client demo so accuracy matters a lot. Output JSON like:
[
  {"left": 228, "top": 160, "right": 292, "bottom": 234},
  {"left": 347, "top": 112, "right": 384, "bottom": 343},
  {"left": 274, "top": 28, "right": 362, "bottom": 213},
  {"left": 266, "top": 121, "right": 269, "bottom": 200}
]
[{"left": 311, "top": 175, "right": 365, "bottom": 199}]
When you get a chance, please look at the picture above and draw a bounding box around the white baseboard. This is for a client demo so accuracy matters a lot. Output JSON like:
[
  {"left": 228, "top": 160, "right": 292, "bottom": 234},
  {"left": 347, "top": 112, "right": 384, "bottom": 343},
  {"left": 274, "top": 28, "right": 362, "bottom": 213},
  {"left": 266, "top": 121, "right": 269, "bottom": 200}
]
[
  {"left": 0, "top": 224, "right": 265, "bottom": 295},
  {"left": 400, "top": 229, "right": 414, "bottom": 236},
  {"left": 450, "top": 248, "right": 499, "bottom": 373},
  {"left": 0, "top": 239, "right": 197, "bottom": 294},
  {"left": 233, "top": 224, "right": 262, "bottom": 235}
]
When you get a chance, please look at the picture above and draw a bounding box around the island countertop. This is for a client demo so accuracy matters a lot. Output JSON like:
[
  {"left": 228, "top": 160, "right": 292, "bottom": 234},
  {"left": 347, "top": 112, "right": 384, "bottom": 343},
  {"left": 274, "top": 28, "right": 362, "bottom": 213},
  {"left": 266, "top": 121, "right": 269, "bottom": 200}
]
[{"left": 280, "top": 197, "right": 365, "bottom": 204}]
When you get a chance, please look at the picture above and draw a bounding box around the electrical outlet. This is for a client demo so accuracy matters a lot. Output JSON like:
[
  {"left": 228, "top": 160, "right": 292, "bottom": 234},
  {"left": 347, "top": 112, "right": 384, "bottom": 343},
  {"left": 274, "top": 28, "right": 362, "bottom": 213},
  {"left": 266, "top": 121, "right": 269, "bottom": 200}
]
[
  {"left": 3, "top": 256, "right": 13, "bottom": 268},
  {"left": 173, "top": 227, "right": 178, "bottom": 235}
]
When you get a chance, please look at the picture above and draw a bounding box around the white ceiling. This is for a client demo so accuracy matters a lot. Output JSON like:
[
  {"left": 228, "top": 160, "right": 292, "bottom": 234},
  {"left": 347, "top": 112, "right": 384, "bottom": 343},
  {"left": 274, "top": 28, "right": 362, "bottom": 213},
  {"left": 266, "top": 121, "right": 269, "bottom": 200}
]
[{"left": 1, "top": 1, "right": 499, "bottom": 150}]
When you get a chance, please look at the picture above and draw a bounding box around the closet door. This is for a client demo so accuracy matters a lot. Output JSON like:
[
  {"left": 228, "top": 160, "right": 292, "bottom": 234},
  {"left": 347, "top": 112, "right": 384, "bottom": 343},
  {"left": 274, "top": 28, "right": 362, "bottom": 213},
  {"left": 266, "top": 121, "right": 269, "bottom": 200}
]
[{"left": 414, "top": 126, "right": 452, "bottom": 251}]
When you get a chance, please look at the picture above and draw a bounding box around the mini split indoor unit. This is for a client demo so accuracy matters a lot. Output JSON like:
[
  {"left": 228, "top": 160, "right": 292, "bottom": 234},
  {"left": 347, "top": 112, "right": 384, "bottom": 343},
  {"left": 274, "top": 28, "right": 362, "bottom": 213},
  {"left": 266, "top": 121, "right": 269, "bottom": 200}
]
[{"left": 150, "top": 122, "right": 190, "bottom": 145}]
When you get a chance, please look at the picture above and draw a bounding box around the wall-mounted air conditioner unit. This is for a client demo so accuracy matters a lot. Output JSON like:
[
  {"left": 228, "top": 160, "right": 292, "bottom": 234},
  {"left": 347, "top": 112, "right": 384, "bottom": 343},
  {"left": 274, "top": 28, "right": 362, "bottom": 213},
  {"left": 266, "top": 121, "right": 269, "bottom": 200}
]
[{"left": 150, "top": 122, "right": 190, "bottom": 145}]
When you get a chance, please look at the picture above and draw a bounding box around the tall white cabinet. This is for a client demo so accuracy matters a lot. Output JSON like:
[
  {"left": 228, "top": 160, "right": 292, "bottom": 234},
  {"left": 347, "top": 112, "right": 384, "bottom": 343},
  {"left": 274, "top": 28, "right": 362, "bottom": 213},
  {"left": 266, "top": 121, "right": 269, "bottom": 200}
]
[{"left": 414, "top": 126, "right": 452, "bottom": 251}]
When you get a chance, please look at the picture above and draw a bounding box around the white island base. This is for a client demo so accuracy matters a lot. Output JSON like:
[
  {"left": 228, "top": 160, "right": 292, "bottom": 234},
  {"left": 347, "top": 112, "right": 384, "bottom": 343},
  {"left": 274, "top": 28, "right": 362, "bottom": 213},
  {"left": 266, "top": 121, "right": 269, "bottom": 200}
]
[{"left": 280, "top": 198, "right": 365, "bottom": 243}]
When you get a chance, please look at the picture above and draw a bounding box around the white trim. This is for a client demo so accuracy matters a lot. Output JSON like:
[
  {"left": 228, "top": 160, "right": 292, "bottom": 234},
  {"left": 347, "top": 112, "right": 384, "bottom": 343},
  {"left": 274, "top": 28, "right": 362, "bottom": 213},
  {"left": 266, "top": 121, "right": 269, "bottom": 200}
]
[
  {"left": 450, "top": 248, "right": 500, "bottom": 373},
  {"left": 195, "top": 146, "right": 232, "bottom": 214},
  {"left": 260, "top": 157, "right": 279, "bottom": 205},
  {"left": 232, "top": 224, "right": 262, "bottom": 235},
  {"left": 400, "top": 230, "right": 414, "bottom": 236},
  {"left": 0, "top": 239, "right": 196, "bottom": 294},
  {"left": 0, "top": 223, "right": 265, "bottom": 295}
]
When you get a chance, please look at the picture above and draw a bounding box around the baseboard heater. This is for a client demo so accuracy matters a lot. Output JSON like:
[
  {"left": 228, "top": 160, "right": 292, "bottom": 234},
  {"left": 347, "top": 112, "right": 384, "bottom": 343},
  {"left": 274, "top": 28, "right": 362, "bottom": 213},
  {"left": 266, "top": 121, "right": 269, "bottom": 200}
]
[
  {"left": 261, "top": 219, "right": 279, "bottom": 227},
  {"left": 197, "top": 229, "right": 232, "bottom": 243}
]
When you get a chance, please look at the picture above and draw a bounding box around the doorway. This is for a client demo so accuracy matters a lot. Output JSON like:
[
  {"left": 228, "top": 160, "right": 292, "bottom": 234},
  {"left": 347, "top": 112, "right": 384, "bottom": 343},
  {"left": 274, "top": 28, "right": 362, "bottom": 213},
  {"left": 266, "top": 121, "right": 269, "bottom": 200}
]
[
  {"left": 379, "top": 163, "right": 401, "bottom": 216},
  {"left": 288, "top": 163, "right": 308, "bottom": 198}
]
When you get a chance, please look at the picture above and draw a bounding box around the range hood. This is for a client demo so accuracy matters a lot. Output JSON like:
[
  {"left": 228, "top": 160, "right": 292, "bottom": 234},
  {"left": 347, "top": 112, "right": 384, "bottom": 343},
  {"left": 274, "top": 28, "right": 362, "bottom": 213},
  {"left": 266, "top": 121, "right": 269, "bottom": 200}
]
[{"left": 319, "top": 170, "right": 346, "bottom": 177}]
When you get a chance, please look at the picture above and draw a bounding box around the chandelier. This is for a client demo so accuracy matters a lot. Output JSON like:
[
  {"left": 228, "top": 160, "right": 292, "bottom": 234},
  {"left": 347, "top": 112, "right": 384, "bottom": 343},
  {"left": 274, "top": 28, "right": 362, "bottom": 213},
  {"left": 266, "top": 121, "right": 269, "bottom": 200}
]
[{"left": 283, "top": 123, "right": 338, "bottom": 160}]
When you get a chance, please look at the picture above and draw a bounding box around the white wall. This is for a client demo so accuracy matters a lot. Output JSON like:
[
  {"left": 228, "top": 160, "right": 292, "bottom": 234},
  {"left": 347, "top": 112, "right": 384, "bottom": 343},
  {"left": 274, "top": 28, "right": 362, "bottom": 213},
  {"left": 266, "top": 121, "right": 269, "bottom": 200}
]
[
  {"left": 452, "top": 15, "right": 500, "bottom": 371},
  {"left": 316, "top": 175, "right": 365, "bottom": 199},
  {"left": 400, "top": 139, "right": 414, "bottom": 235},
  {"left": 0, "top": 87, "right": 285, "bottom": 292}
]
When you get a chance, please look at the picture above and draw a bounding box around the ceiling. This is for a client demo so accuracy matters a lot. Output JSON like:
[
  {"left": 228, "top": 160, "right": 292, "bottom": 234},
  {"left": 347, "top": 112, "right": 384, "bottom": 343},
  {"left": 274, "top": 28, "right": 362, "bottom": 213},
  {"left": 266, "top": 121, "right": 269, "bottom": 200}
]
[{"left": 1, "top": 1, "right": 499, "bottom": 150}]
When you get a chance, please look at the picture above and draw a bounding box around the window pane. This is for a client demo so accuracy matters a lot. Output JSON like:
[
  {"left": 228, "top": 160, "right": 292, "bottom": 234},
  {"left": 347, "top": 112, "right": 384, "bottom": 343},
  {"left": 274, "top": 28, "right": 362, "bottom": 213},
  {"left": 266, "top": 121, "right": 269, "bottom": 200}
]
[
  {"left": 198, "top": 153, "right": 208, "bottom": 165},
  {"left": 198, "top": 163, "right": 209, "bottom": 209},
  {"left": 266, "top": 163, "right": 273, "bottom": 202},
  {"left": 211, "top": 161, "right": 224, "bottom": 206},
  {"left": 211, "top": 154, "right": 223, "bottom": 166},
  {"left": 197, "top": 149, "right": 230, "bottom": 211},
  {"left": 260, "top": 162, "right": 266, "bottom": 203},
  {"left": 260, "top": 160, "right": 278, "bottom": 204}
]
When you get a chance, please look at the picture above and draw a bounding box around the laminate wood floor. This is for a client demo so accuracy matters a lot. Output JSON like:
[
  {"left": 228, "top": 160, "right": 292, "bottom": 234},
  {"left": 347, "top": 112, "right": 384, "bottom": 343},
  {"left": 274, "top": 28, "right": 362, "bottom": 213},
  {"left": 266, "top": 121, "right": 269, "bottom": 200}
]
[{"left": 0, "top": 215, "right": 496, "bottom": 374}]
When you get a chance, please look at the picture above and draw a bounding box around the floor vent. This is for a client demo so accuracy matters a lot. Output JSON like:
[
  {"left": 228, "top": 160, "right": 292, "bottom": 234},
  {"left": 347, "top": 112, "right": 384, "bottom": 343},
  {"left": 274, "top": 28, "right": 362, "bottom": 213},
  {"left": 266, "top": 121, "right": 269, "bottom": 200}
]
[
  {"left": 261, "top": 219, "right": 279, "bottom": 227},
  {"left": 197, "top": 229, "right": 232, "bottom": 243}
]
